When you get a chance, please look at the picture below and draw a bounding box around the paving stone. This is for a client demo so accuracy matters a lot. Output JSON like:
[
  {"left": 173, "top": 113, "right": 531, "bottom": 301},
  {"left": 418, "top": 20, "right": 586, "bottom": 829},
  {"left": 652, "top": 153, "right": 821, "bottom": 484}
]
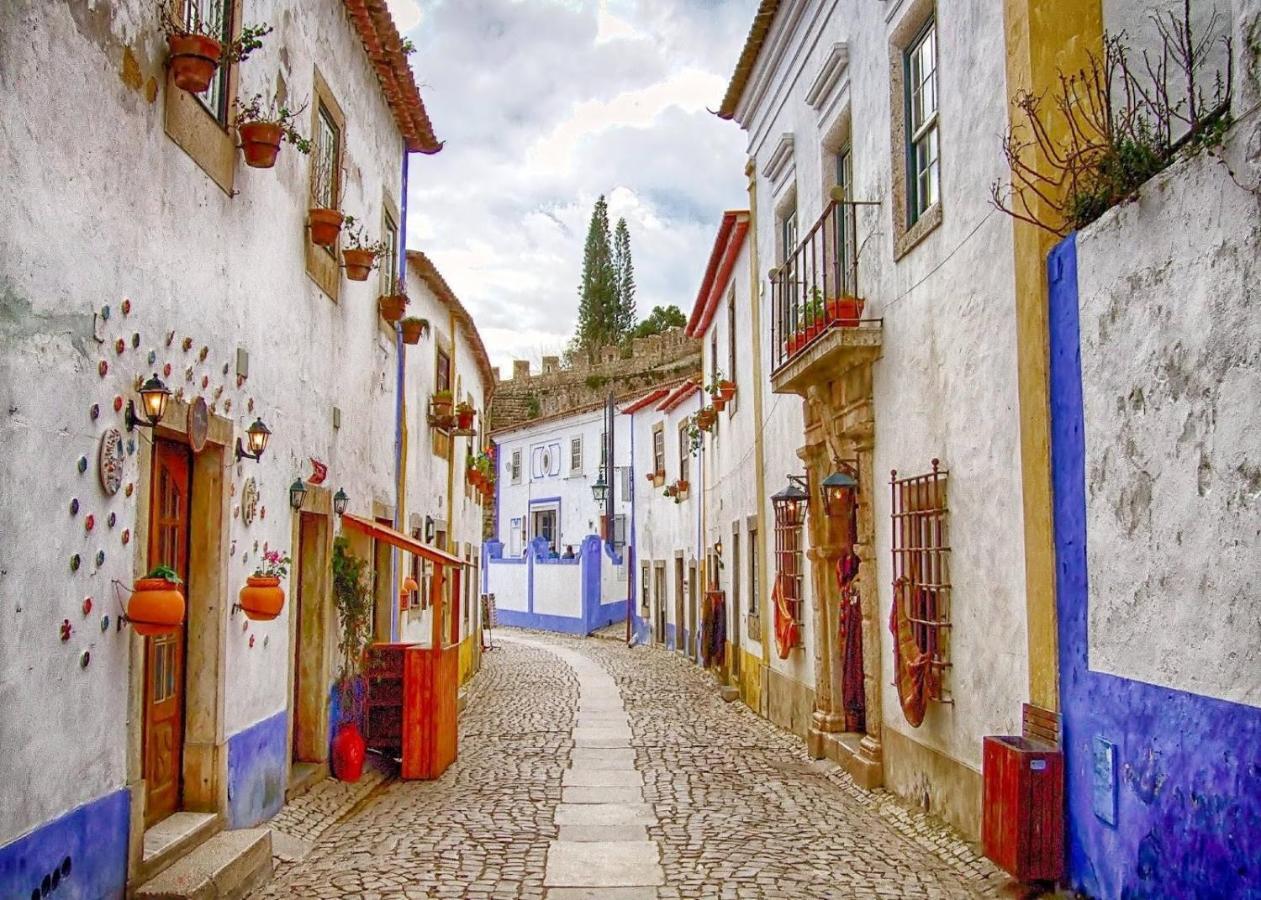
[
  {"left": 562, "top": 785, "right": 645, "bottom": 804},
  {"left": 563, "top": 768, "right": 645, "bottom": 788},
  {"left": 557, "top": 825, "right": 650, "bottom": 843},
  {"left": 544, "top": 840, "right": 664, "bottom": 887}
]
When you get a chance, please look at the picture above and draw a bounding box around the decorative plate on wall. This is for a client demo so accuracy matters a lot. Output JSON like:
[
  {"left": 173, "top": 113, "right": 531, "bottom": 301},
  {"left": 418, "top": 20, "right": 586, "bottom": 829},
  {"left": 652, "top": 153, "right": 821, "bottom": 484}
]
[
  {"left": 98, "top": 428, "right": 125, "bottom": 496},
  {"left": 187, "top": 396, "right": 209, "bottom": 453}
]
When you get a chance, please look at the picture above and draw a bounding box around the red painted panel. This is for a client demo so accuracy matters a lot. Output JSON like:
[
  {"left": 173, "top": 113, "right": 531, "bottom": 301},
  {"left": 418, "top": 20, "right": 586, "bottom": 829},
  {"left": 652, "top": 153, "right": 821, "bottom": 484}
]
[{"left": 983, "top": 736, "right": 1064, "bottom": 882}]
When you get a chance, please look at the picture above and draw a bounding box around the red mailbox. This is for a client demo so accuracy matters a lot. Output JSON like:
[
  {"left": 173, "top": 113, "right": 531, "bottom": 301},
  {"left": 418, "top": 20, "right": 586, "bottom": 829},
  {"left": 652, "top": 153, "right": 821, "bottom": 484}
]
[{"left": 982, "top": 735, "right": 1064, "bottom": 882}]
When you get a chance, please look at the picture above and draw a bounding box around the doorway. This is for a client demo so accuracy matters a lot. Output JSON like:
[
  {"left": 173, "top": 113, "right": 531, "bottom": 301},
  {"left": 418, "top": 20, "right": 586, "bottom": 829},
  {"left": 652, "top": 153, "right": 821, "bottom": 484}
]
[
  {"left": 143, "top": 439, "right": 191, "bottom": 827},
  {"left": 654, "top": 564, "right": 666, "bottom": 644},
  {"left": 673, "top": 557, "right": 685, "bottom": 654},
  {"left": 291, "top": 511, "right": 329, "bottom": 764},
  {"left": 531, "top": 507, "right": 558, "bottom": 552},
  {"left": 687, "top": 562, "right": 698, "bottom": 659}
]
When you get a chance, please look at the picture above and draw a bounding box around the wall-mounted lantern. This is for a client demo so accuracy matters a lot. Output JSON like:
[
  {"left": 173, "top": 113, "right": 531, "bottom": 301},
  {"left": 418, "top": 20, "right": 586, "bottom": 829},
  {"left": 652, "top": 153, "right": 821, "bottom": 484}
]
[
  {"left": 125, "top": 374, "right": 171, "bottom": 431},
  {"left": 235, "top": 418, "right": 271, "bottom": 462},
  {"left": 821, "top": 462, "right": 859, "bottom": 518},
  {"left": 289, "top": 479, "right": 307, "bottom": 511},
  {"left": 333, "top": 487, "right": 349, "bottom": 516},
  {"left": 424, "top": 514, "right": 435, "bottom": 542},
  {"left": 771, "top": 475, "right": 809, "bottom": 527},
  {"left": 715, "top": 537, "right": 724, "bottom": 558},
  {"left": 591, "top": 470, "right": 609, "bottom": 504}
]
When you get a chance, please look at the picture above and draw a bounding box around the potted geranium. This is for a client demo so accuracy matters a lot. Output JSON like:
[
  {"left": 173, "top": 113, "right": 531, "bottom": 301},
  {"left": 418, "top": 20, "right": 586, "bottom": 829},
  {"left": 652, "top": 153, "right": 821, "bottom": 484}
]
[
  {"left": 331, "top": 537, "right": 371, "bottom": 782},
  {"left": 378, "top": 284, "right": 408, "bottom": 323},
  {"left": 827, "top": 295, "right": 865, "bottom": 326},
  {"left": 454, "top": 401, "right": 475, "bottom": 432},
  {"left": 400, "top": 316, "right": 428, "bottom": 345},
  {"left": 233, "top": 92, "right": 310, "bottom": 168},
  {"left": 341, "top": 217, "right": 386, "bottom": 282},
  {"left": 128, "top": 565, "right": 185, "bottom": 636},
  {"left": 158, "top": 0, "right": 271, "bottom": 95},
  {"left": 430, "top": 389, "right": 453, "bottom": 422},
  {"left": 238, "top": 548, "right": 289, "bottom": 621},
  {"left": 308, "top": 149, "right": 344, "bottom": 245},
  {"left": 697, "top": 406, "right": 717, "bottom": 431}
]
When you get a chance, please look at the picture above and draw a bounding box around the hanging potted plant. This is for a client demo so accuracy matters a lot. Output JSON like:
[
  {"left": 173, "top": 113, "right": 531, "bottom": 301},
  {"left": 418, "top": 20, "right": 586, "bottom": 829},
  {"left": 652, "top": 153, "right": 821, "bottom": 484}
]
[
  {"left": 378, "top": 290, "right": 408, "bottom": 324},
  {"left": 341, "top": 217, "right": 385, "bottom": 282},
  {"left": 331, "top": 537, "right": 371, "bottom": 782},
  {"left": 430, "top": 389, "right": 453, "bottom": 422},
  {"left": 663, "top": 483, "right": 679, "bottom": 500},
  {"left": 455, "top": 401, "right": 475, "bottom": 432},
  {"left": 233, "top": 92, "right": 311, "bottom": 169},
  {"left": 308, "top": 150, "right": 344, "bottom": 245},
  {"left": 645, "top": 471, "right": 656, "bottom": 483},
  {"left": 238, "top": 549, "right": 289, "bottom": 621},
  {"left": 308, "top": 208, "right": 344, "bottom": 247},
  {"left": 128, "top": 565, "right": 186, "bottom": 636},
  {"left": 158, "top": 1, "right": 271, "bottom": 95},
  {"left": 697, "top": 406, "right": 717, "bottom": 431},
  {"left": 400, "top": 316, "right": 428, "bottom": 345},
  {"left": 676, "top": 478, "right": 690, "bottom": 495}
]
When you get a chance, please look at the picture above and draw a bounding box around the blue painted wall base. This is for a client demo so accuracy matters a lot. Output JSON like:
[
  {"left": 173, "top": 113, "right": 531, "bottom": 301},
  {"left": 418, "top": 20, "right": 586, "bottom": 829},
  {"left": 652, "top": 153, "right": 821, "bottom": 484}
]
[
  {"left": 1048, "top": 236, "right": 1261, "bottom": 900},
  {"left": 226, "top": 710, "right": 288, "bottom": 829},
  {"left": 485, "top": 534, "right": 628, "bottom": 636},
  {"left": 0, "top": 788, "right": 129, "bottom": 900}
]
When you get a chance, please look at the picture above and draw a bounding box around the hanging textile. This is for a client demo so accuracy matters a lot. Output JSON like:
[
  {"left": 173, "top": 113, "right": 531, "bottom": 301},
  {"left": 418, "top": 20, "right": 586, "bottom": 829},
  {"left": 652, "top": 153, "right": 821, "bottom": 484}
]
[
  {"left": 700, "top": 593, "right": 715, "bottom": 666},
  {"left": 890, "top": 577, "right": 929, "bottom": 727},
  {"left": 709, "top": 591, "right": 726, "bottom": 669},
  {"left": 836, "top": 553, "right": 865, "bottom": 731},
  {"left": 773, "top": 576, "right": 799, "bottom": 660}
]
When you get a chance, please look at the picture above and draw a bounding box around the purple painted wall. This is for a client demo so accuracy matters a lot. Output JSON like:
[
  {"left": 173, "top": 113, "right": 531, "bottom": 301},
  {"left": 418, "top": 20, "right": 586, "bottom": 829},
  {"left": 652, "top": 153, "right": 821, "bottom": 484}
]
[
  {"left": 0, "top": 788, "right": 129, "bottom": 900},
  {"left": 1048, "top": 235, "right": 1261, "bottom": 900}
]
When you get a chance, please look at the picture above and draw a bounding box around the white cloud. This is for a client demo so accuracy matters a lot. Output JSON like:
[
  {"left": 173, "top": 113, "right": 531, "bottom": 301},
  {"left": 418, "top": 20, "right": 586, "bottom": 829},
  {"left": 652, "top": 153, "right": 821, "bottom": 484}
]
[
  {"left": 388, "top": 0, "right": 757, "bottom": 375},
  {"left": 387, "top": 0, "right": 423, "bottom": 33}
]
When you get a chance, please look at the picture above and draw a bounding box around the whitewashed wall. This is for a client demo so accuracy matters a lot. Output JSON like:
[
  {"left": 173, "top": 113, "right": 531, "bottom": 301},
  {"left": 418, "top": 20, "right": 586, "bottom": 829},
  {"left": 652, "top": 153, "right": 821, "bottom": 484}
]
[
  {"left": 736, "top": 0, "right": 1028, "bottom": 773},
  {"left": 0, "top": 0, "right": 408, "bottom": 846},
  {"left": 1076, "top": 121, "right": 1261, "bottom": 709},
  {"left": 486, "top": 561, "right": 529, "bottom": 614}
]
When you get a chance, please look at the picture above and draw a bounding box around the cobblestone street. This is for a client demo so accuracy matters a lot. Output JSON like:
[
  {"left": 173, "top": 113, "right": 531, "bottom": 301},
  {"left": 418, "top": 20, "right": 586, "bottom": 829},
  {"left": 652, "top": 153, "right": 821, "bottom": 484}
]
[{"left": 254, "top": 631, "right": 1006, "bottom": 899}]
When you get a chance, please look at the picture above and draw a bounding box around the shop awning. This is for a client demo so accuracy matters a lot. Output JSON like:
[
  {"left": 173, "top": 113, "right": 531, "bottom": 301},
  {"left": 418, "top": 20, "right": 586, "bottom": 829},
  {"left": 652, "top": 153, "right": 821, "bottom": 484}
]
[{"left": 341, "top": 514, "right": 464, "bottom": 569}]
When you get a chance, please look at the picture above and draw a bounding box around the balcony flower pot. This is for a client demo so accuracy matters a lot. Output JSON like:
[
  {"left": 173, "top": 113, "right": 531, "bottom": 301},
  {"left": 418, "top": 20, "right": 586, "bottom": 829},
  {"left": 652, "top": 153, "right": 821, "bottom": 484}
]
[
  {"left": 718, "top": 380, "right": 736, "bottom": 401},
  {"left": 166, "top": 33, "right": 222, "bottom": 94},
  {"left": 455, "top": 403, "right": 475, "bottom": 432},
  {"left": 238, "top": 575, "right": 285, "bottom": 621},
  {"left": 697, "top": 407, "right": 717, "bottom": 431},
  {"left": 713, "top": 395, "right": 727, "bottom": 412},
  {"left": 676, "top": 479, "right": 690, "bottom": 494},
  {"left": 342, "top": 248, "right": 375, "bottom": 282},
  {"left": 128, "top": 571, "right": 186, "bottom": 636},
  {"left": 238, "top": 121, "right": 283, "bottom": 168},
  {"left": 332, "top": 721, "right": 366, "bottom": 782},
  {"left": 400, "top": 317, "right": 427, "bottom": 345},
  {"left": 378, "top": 293, "right": 407, "bottom": 324},
  {"left": 827, "top": 296, "right": 865, "bottom": 327},
  {"left": 308, "top": 208, "right": 344, "bottom": 247}
]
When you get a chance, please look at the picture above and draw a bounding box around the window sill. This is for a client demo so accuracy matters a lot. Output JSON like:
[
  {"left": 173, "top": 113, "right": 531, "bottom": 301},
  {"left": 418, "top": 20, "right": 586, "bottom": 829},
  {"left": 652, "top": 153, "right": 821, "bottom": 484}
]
[
  {"left": 893, "top": 201, "right": 942, "bottom": 261},
  {"left": 163, "top": 71, "right": 237, "bottom": 196}
]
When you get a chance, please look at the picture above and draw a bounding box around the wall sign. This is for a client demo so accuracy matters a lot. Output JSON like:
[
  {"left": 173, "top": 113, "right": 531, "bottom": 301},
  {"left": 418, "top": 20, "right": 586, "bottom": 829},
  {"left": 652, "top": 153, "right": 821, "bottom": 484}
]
[
  {"left": 241, "top": 477, "right": 259, "bottom": 526},
  {"left": 187, "top": 396, "right": 209, "bottom": 453},
  {"left": 1092, "top": 736, "right": 1117, "bottom": 826},
  {"left": 98, "top": 428, "right": 125, "bottom": 496}
]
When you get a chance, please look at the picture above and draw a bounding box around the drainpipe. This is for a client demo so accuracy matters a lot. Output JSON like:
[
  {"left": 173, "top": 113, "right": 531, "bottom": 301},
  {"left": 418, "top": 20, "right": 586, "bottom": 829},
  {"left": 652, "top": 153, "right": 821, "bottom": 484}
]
[
  {"left": 392, "top": 143, "right": 411, "bottom": 643},
  {"left": 625, "top": 409, "right": 636, "bottom": 645}
]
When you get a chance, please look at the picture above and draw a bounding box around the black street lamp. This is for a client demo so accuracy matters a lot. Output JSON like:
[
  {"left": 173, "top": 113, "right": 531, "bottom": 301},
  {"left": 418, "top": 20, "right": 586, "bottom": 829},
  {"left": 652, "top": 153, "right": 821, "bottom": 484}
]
[
  {"left": 771, "top": 475, "right": 809, "bottom": 528},
  {"left": 289, "top": 478, "right": 307, "bottom": 511},
  {"left": 235, "top": 418, "right": 271, "bottom": 462},
  {"left": 592, "top": 468, "right": 609, "bottom": 505},
  {"left": 125, "top": 374, "right": 171, "bottom": 431},
  {"left": 821, "top": 464, "right": 859, "bottom": 518},
  {"left": 333, "top": 487, "right": 349, "bottom": 516}
]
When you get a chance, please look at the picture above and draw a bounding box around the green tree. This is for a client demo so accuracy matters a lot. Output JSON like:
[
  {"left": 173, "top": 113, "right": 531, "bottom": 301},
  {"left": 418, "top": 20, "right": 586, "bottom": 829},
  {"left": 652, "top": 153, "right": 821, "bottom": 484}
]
[
  {"left": 574, "top": 195, "right": 618, "bottom": 353},
  {"left": 612, "top": 217, "right": 636, "bottom": 337},
  {"left": 632, "top": 304, "right": 687, "bottom": 339}
]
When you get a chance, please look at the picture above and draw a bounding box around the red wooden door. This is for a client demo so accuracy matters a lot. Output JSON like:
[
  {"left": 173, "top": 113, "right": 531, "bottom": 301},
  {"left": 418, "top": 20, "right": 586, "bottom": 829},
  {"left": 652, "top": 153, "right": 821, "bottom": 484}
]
[{"left": 144, "top": 440, "right": 191, "bottom": 826}]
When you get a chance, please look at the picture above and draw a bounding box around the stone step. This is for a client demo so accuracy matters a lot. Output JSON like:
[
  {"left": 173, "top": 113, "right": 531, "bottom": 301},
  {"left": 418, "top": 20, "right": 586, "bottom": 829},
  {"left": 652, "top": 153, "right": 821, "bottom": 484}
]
[
  {"left": 134, "top": 828, "right": 273, "bottom": 900},
  {"left": 137, "top": 812, "right": 221, "bottom": 885}
]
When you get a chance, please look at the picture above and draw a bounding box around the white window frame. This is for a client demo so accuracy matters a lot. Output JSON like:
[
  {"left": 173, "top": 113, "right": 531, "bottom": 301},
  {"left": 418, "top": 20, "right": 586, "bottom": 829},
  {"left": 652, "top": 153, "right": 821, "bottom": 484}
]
[
  {"left": 510, "top": 449, "right": 522, "bottom": 484},
  {"left": 905, "top": 19, "right": 939, "bottom": 223},
  {"left": 570, "top": 436, "right": 583, "bottom": 475}
]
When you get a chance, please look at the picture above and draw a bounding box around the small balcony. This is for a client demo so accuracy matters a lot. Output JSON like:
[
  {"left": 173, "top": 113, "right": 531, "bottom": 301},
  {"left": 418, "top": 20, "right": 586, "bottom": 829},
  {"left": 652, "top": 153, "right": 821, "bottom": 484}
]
[{"left": 770, "top": 193, "right": 882, "bottom": 393}]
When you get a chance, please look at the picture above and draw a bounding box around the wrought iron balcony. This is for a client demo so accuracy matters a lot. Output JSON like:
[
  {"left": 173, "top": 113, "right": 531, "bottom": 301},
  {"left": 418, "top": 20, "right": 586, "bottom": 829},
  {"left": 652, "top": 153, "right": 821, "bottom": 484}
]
[{"left": 770, "top": 193, "right": 878, "bottom": 374}]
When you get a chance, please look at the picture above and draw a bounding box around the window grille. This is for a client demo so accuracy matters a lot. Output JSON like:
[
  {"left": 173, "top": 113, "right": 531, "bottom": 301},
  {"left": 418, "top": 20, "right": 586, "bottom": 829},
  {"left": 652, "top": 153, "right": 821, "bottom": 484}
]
[
  {"left": 570, "top": 436, "right": 583, "bottom": 473},
  {"left": 891, "top": 460, "right": 951, "bottom": 704},
  {"left": 313, "top": 104, "right": 341, "bottom": 211},
  {"left": 748, "top": 524, "right": 759, "bottom": 615},
  {"left": 773, "top": 506, "right": 804, "bottom": 647},
  {"left": 677, "top": 422, "right": 690, "bottom": 485},
  {"left": 510, "top": 449, "right": 521, "bottom": 484},
  {"left": 380, "top": 213, "right": 398, "bottom": 294}
]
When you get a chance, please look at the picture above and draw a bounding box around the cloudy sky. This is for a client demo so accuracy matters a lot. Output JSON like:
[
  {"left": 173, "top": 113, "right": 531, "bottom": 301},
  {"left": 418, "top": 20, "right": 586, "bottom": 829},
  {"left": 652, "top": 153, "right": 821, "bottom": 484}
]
[{"left": 384, "top": 0, "right": 756, "bottom": 375}]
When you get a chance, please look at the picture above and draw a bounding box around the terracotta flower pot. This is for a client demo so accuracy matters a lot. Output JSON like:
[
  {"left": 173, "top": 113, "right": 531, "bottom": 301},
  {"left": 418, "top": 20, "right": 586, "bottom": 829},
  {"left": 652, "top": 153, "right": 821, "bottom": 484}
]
[
  {"left": 712, "top": 395, "right": 727, "bottom": 412},
  {"left": 456, "top": 406, "right": 475, "bottom": 431},
  {"left": 718, "top": 380, "right": 736, "bottom": 401},
  {"left": 827, "top": 296, "right": 865, "bottom": 326},
  {"left": 400, "top": 318, "right": 426, "bottom": 345},
  {"left": 308, "top": 208, "right": 344, "bottom": 247},
  {"left": 238, "top": 575, "right": 285, "bottom": 621},
  {"left": 332, "top": 722, "right": 366, "bottom": 782},
  {"left": 431, "top": 396, "right": 452, "bottom": 419},
  {"left": 378, "top": 294, "right": 407, "bottom": 323},
  {"left": 645, "top": 472, "right": 656, "bottom": 483},
  {"left": 677, "top": 480, "right": 690, "bottom": 493},
  {"left": 238, "top": 122, "right": 283, "bottom": 169},
  {"left": 167, "top": 33, "right": 222, "bottom": 94},
  {"left": 129, "top": 578, "right": 186, "bottom": 636},
  {"left": 343, "top": 248, "right": 375, "bottom": 282}
]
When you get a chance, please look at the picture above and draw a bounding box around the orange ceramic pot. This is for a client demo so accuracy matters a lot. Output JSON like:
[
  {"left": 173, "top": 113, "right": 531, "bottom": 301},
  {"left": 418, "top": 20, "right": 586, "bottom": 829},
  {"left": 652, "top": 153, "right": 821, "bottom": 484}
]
[
  {"left": 129, "top": 578, "right": 186, "bottom": 636},
  {"left": 343, "top": 248, "right": 375, "bottom": 281},
  {"left": 827, "top": 296, "right": 865, "bottom": 327},
  {"left": 238, "top": 122, "right": 282, "bottom": 169},
  {"left": 400, "top": 318, "right": 426, "bottom": 345},
  {"left": 379, "top": 294, "right": 407, "bottom": 323},
  {"left": 167, "top": 33, "right": 222, "bottom": 94},
  {"left": 238, "top": 575, "right": 285, "bottom": 621},
  {"left": 718, "top": 380, "right": 736, "bottom": 401},
  {"left": 309, "top": 208, "right": 344, "bottom": 247}
]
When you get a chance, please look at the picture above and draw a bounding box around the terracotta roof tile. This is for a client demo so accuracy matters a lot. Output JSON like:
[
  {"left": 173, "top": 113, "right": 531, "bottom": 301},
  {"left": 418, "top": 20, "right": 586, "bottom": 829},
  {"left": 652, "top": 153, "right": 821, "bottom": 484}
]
[
  {"left": 716, "top": 0, "right": 783, "bottom": 120},
  {"left": 406, "top": 250, "right": 493, "bottom": 396}
]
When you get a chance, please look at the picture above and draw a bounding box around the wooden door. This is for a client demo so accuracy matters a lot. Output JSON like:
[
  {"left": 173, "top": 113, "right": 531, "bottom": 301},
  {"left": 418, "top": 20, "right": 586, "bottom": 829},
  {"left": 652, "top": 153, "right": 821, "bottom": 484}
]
[
  {"left": 144, "top": 440, "right": 191, "bottom": 826},
  {"left": 673, "top": 559, "right": 684, "bottom": 653}
]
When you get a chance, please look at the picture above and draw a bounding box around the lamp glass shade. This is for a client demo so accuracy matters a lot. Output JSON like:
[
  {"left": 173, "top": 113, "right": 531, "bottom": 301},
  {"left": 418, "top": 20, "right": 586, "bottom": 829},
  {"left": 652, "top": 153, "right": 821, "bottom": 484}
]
[
  {"left": 139, "top": 374, "right": 171, "bottom": 425},
  {"left": 333, "top": 487, "right": 349, "bottom": 516},
  {"left": 591, "top": 475, "right": 608, "bottom": 504},
  {"left": 821, "top": 470, "right": 858, "bottom": 518},
  {"left": 246, "top": 418, "right": 271, "bottom": 456},
  {"left": 771, "top": 479, "right": 809, "bottom": 527},
  {"left": 289, "top": 479, "right": 307, "bottom": 511}
]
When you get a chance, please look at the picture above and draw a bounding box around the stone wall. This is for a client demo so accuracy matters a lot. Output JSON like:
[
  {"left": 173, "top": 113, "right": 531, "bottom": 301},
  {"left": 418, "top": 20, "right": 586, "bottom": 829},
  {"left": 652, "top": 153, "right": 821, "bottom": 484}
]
[{"left": 491, "top": 328, "right": 701, "bottom": 430}]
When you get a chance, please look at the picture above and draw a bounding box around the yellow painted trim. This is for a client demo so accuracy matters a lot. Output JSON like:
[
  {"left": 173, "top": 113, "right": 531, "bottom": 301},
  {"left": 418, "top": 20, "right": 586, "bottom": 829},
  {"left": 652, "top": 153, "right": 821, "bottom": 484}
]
[
  {"left": 745, "top": 158, "right": 772, "bottom": 677},
  {"left": 1003, "top": 0, "right": 1103, "bottom": 711}
]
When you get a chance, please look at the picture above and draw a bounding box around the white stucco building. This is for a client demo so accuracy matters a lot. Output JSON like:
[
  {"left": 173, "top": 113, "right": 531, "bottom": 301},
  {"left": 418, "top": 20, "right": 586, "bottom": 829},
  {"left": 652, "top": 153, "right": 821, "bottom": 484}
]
[
  {"left": 0, "top": 2, "right": 469, "bottom": 895},
  {"left": 485, "top": 403, "right": 632, "bottom": 634}
]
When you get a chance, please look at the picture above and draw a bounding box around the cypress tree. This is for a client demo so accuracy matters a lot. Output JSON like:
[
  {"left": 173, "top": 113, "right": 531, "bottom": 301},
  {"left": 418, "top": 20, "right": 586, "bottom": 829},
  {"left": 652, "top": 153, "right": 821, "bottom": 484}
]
[
  {"left": 575, "top": 195, "right": 617, "bottom": 352},
  {"left": 612, "top": 217, "right": 636, "bottom": 340}
]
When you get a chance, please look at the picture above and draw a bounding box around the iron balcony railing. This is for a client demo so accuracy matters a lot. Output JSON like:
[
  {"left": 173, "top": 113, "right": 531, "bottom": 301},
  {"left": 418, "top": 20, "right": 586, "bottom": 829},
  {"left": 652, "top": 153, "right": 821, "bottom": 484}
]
[{"left": 770, "top": 192, "right": 878, "bottom": 372}]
